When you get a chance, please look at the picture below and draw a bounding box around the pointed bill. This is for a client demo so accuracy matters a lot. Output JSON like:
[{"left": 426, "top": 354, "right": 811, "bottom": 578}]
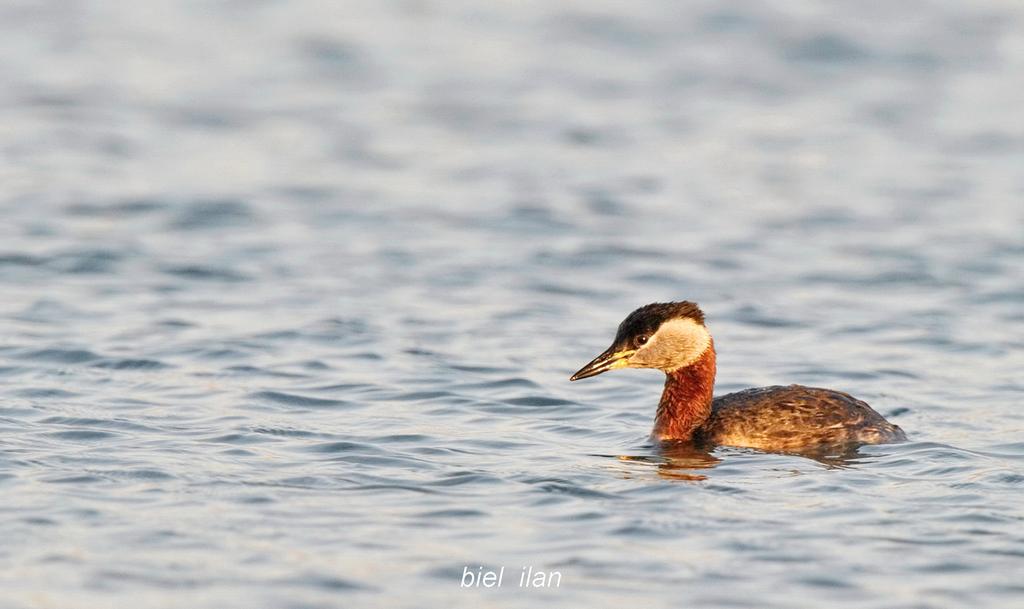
[{"left": 569, "top": 346, "right": 635, "bottom": 381}]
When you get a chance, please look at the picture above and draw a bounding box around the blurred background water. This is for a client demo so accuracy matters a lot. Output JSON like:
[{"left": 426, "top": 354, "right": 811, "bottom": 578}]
[{"left": 1, "top": 1, "right": 1023, "bottom": 608}]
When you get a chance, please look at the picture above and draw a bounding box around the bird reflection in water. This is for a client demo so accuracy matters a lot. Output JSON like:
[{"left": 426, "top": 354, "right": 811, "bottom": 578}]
[
  {"left": 608, "top": 442, "right": 878, "bottom": 481},
  {"left": 608, "top": 443, "right": 721, "bottom": 481}
]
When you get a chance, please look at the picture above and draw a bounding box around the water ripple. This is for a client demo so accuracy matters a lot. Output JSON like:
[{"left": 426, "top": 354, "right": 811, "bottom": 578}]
[{"left": 248, "top": 391, "right": 354, "bottom": 409}]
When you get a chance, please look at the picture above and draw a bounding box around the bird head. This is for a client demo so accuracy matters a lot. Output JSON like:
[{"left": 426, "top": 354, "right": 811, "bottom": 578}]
[{"left": 570, "top": 301, "right": 711, "bottom": 380}]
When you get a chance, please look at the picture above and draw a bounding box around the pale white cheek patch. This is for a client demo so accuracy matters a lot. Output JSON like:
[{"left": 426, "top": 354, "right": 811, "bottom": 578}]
[{"left": 636, "top": 317, "right": 711, "bottom": 371}]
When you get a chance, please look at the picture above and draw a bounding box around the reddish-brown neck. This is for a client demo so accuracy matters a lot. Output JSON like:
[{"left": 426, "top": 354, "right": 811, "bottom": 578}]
[{"left": 651, "top": 341, "right": 716, "bottom": 442}]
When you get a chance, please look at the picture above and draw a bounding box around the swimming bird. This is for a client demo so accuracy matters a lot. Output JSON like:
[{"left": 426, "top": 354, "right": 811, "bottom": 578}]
[{"left": 570, "top": 301, "right": 906, "bottom": 452}]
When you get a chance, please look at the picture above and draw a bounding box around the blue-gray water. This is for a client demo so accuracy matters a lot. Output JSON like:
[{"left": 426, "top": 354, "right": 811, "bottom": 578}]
[{"left": 2, "top": 2, "right": 1023, "bottom": 608}]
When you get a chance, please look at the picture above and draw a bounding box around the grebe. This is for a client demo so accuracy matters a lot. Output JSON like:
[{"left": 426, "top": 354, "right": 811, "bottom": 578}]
[{"left": 570, "top": 301, "right": 906, "bottom": 452}]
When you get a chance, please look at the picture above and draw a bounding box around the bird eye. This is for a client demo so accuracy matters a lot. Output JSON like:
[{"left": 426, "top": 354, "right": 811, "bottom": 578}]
[{"left": 635, "top": 335, "right": 649, "bottom": 348}]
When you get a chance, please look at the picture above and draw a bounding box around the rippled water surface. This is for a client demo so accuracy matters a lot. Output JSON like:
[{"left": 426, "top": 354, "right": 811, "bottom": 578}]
[{"left": 2, "top": 1, "right": 1023, "bottom": 608}]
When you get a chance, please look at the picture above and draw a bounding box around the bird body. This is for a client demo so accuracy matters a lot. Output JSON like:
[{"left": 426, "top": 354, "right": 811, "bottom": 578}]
[
  {"left": 570, "top": 301, "right": 906, "bottom": 453},
  {"left": 702, "top": 385, "right": 905, "bottom": 451}
]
